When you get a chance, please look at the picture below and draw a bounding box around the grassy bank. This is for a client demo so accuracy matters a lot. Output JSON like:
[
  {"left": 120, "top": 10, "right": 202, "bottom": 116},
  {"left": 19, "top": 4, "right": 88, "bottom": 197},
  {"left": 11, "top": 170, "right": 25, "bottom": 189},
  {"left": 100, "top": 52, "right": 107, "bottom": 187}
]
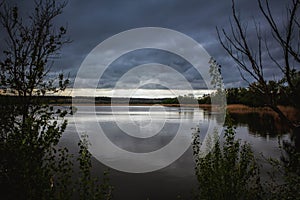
[{"left": 227, "top": 104, "right": 300, "bottom": 121}]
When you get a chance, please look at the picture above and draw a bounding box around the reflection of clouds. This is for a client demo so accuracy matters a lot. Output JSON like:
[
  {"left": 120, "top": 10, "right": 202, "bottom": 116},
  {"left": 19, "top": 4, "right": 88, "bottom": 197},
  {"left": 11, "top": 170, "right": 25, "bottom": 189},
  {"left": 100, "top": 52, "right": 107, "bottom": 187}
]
[
  {"left": 62, "top": 106, "right": 287, "bottom": 199},
  {"left": 75, "top": 106, "right": 205, "bottom": 154},
  {"left": 73, "top": 105, "right": 203, "bottom": 161},
  {"left": 101, "top": 122, "right": 178, "bottom": 153},
  {"left": 72, "top": 27, "right": 225, "bottom": 173}
]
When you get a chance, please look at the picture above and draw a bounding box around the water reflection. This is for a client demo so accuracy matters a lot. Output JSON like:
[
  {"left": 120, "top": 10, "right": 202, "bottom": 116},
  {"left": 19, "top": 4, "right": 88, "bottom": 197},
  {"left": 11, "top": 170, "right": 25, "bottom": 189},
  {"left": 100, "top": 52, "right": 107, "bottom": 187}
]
[
  {"left": 229, "top": 112, "right": 291, "bottom": 137},
  {"left": 225, "top": 111, "right": 300, "bottom": 153},
  {"left": 73, "top": 106, "right": 214, "bottom": 173},
  {"left": 61, "top": 105, "right": 295, "bottom": 200}
]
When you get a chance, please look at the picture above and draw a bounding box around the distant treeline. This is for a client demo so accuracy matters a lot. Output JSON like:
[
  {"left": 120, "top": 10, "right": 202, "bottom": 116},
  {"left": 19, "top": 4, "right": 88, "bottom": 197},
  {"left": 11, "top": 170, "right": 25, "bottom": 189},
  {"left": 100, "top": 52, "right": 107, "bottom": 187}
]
[
  {"left": 0, "top": 95, "right": 166, "bottom": 105},
  {"left": 163, "top": 86, "right": 298, "bottom": 107},
  {"left": 0, "top": 85, "right": 296, "bottom": 107},
  {"left": 0, "top": 95, "right": 72, "bottom": 105},
  {"left": 198, "top": 87, "right": 297, "bottom": 107}
]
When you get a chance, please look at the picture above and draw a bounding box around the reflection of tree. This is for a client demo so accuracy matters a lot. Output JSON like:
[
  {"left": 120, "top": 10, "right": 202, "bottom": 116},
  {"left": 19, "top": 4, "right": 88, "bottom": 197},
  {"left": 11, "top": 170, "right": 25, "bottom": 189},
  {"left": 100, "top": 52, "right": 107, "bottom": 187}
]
[
  {"left": 202, "top": 108, "right": 226, "bottom": 125},
  {"left": 291, "top": 127, "right": 300, "bottom": 152},
  {"left": 203, "top": 109, "right": 212, "bottom": 120},
  {"left": 230, "top": 113, "right": 291, "bottom": 137},
  {"left": 180, "top": 108, "right": 194, "bottom": 119}
]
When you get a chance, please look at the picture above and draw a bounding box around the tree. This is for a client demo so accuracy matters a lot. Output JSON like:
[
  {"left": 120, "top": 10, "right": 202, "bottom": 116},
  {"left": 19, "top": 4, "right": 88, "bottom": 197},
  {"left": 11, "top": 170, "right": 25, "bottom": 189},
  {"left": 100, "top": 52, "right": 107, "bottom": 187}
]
[
  {"left": 0, "top": 0, "right": 70, "bottom": 97},
  {"left": 217, "top": 0, "right": 300, "bottom": 128},
  {"left": 0, "top": 0, "right": 72, "bottom": 198},
  {"left": 0, "top": 1, "right": 114, "bottom": 199},
  {"left": 0, "top": 0, "right": 70, "bottom": 134}
]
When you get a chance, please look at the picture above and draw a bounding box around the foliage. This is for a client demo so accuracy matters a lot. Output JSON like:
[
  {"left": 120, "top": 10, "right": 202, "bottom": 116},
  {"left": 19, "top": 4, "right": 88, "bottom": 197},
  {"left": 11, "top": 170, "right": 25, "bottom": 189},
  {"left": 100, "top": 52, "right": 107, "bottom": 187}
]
[
  {"left": 0, "top": 102, "right": 113, "bottom": 200},
  {"left": 192, "top": 115, "right": 300, "bottom": 200},
  {"left": 265, "top": 137, "right": 300, "bottom": 200},
  {"left": 192, "top": 116, "right": 262, "bottom": 200},
  {"left": 199, "top": 76, "right": 300, "bottom": 116},
  {"left": 0, "top": 1, "right": 70, "bottom": 198},
  {"left": 161, "top": 97, "right": 179, "bottom": 104},
  {"left": 0, "top": 101, "right": 70, "bottom": 199},
  {"left": 77, "top": 135, "right": 113, "bottom": 200},
  {"left": 0, "top": 0, "right": 70, "bottom": 97},
  {"left": 197, "top": 94, "right": 211, "bottom": 104},
  {"left": 162, "top": 95, "right": 198, "bottom": 104},
  {"left": 226, "top": 87, "right": 258, "bottom": 106},
  {"left": 0, "top": 1, "right": 113, "bottom": 199},
  {"left": 208, "top": 58, "right": 226, "bottom": 107}
]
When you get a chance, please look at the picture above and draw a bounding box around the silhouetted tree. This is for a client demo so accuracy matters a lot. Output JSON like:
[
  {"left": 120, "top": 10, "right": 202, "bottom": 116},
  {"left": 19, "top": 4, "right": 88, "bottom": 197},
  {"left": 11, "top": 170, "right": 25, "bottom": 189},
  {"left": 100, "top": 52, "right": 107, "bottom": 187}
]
[
  {"left": 217, "top": 0, "right": 300, "bottom": 127},
  {"left": 0, "top": 1, "right": 113, "bottom": 199},
  {"left": 0, "top": 0, "right": 72, "bottom": 198}
]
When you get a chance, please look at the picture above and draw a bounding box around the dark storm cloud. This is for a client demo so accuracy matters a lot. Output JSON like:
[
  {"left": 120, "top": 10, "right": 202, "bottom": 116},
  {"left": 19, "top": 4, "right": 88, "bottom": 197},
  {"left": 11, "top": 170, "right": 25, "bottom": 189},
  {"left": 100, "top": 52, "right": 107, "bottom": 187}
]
[
  {"left": 99, "top": 49, "right": 203, "bottom": 89},
  {"left": 0, "top": 0, "right": 294, "bottom": 89}
]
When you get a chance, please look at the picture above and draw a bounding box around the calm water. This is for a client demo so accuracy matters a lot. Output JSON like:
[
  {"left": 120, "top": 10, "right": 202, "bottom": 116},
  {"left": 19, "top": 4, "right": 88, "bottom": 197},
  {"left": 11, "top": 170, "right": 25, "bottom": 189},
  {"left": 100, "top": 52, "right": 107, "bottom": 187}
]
[{"left": 60, "top": 106, "right": 292, "bottom": 200}]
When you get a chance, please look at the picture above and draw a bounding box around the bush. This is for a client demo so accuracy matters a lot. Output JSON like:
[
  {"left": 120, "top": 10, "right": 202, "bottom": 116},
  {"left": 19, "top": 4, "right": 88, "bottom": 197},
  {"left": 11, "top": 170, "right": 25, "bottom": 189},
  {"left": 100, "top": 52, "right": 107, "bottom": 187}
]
[{"left": 192, "top": 116, "right": 262, "bottom": 200}]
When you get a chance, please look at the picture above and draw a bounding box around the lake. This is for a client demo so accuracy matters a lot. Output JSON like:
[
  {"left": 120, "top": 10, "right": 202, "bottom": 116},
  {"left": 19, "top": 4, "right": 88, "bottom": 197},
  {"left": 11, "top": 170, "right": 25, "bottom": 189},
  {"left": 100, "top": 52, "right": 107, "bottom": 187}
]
[{"left": 60, "top": 105, "right": 292, "bottom": 200}]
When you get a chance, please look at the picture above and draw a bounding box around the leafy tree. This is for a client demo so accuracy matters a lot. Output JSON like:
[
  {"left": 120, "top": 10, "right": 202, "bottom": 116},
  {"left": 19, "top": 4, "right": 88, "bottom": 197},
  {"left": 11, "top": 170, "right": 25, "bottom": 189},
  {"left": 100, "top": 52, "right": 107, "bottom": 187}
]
[
  {"left": 0, "top": 1, "right": 112, "bottom": 199},
  {"left": 0, "top": 1, "right": 71, "bottom": 198}
]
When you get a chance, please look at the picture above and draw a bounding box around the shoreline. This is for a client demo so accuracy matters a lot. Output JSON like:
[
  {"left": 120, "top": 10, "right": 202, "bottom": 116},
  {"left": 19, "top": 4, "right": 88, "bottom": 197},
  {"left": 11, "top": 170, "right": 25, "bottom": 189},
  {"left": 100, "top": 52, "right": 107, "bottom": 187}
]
[
  {"left": 65, "top": 103, "right": 213, "bottom": 108},
  {"left": 53, "top": 103, "right": 299, "bottom": 123},
  {"left": 62, "top": 103, "right": 299, "bottom": 115}
]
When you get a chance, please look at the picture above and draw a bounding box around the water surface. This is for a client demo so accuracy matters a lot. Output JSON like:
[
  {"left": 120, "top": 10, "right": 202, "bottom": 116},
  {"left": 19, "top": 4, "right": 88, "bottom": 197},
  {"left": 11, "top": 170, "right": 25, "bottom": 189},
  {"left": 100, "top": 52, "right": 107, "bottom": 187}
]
[{"left": 60, "top": 106, "right": 290, "bottom": 200}]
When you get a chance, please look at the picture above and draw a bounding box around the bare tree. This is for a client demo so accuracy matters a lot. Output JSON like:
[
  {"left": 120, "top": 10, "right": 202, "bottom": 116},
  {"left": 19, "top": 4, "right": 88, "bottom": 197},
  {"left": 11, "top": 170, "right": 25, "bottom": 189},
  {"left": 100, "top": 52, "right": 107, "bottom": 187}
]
[{"left": 217, "top": 0, "right": 300, "bottom": 127}]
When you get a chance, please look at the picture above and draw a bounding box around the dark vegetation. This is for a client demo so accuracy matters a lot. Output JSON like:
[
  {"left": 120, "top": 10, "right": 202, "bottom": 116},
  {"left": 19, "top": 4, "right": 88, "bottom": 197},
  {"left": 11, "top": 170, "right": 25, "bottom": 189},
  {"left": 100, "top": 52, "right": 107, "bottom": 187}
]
[
  {"left": 0, "top": 1, "right": 112, "bottom": 199},
  {"left": 193, "top": 114, "right": 300, "bottom": 200},
  {"left": 192, "top": 0, "right": 300, "bottom": 199},
  {"left": 1, "top": 84, "right": 299, "bottom": 109},
  {"left": 217, "top": 0, "right": 300, "bottom": 128},
  {"left": 0, "top": 95, "right": 172, "bottom": 105},
  {"left": 198, "top": 81, "right": 300, "bottom": 107},
  {"left": 0, "top": 0, "right": 299, "bottom": 199},
  {"left": 193, "top": 117, "right": 262, "bottom": 200}
]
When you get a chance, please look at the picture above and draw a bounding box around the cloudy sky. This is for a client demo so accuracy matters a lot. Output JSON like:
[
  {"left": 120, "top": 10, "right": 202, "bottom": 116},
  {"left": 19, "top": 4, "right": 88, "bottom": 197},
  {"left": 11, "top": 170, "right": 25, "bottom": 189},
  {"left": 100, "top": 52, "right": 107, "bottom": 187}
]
[{"left": 1, "top": 0, "right": 298, "bottom": 97}]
